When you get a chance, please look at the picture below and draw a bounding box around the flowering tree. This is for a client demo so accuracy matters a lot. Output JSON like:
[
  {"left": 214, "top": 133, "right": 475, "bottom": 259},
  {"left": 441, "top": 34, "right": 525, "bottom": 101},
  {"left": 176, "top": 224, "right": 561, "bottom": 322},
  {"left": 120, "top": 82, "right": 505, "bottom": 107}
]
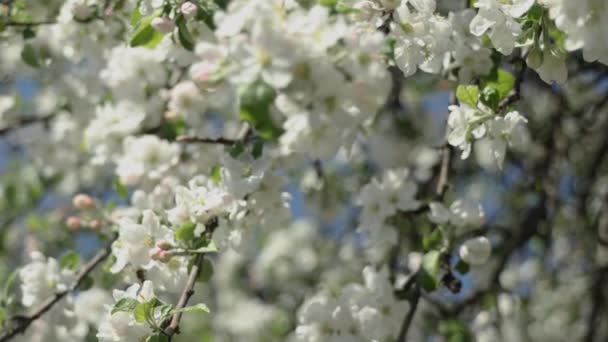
[{"left": 0, "top": 0, "right": 607, "bottom": 341}]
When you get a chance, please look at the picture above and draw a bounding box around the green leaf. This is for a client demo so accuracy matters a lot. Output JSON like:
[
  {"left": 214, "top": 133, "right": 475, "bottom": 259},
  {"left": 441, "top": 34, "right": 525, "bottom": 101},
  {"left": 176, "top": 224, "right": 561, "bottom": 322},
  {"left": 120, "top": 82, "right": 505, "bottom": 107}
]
[
  {"left": 3, "top": 268, "right": 19, "bottom": 303},
  {"left": 157, "top": 118, "right": 187, "bottom": 141},
  {"left": 252, "top": 140, "right": 264, "bottom": 159},
  {"left": 480, "top": 86, "right": 500, "bottom": 110},
  {"left": 422, "top": 229, "right": 442, "bottom": 252},
  {"left": 170, "top": 303, "right": 210, "bottom": 315},
  {"left": 176, "top": 15, "right": 194, "bottom": 51},
  {"left": 191, "top": 241, "right": 218, "bottom": 254},
  {"left": 198, "top": 258, "right": 214, "bottom": 282},
  {"left": 440, "top": 319, "right": 473, "bottom": 342},
  {"left": 456, "top": 85, "right": 479, "bottom": 108},
  {"left": 130, "top": 10, "right": 165, "bottom": 48},
  {"left": 156, "top": 303, "right": 174, "bottom": 322},
  {"left": 239, "top": 80, "right": 283, "bottom": 140},
  {"left": 130, "top": 6, "right": 142, "bottom": 26},
  {"left": 147, "top": 334, "right": 170, "bottom": 342},
  {"left": 455, "top": 260, "right": 470, "bottom": 275},
  {"left": 60, "top": 251, "right": 80, "bottom": 270},
  {"left": 22, "top": 27, "right": 35, "bottom": 40},
  {"left": 482, "top": 68, "right": 515, "bottom": 101},
  {"left": 21, "top": 43, "right": 40, "bottom": 68},
  {"left": 196, "top": 3, "right": 216, "bottom": 29},
  {"left": 114, "top": 177, "right": 128, "bottom": 199},
  {"left": 134, "top": 298, "right": 159, "bottom": 323},
  {"left": 228, "top": 141, "right": 245, "bottom": 158},
  {"left": 418, "top": 251, "right": 441, "bottom": 292},
  {"left": 526, "top": 3, "right": 544, "bottom": 21},
  {"left": 79, "top": 275, "right": 94, "bottom": 291},
  {"left": 111, "top": 298, "right": 139, "bottom": 315},
  {"left": 175, "top": 222, "right": 196, "bottom": 242},
  {"left": 210, "top": 165, "right": 221, "bottom": 184},
  {"left": 319, "top": 0, "right": 337, "bottom": 6}
]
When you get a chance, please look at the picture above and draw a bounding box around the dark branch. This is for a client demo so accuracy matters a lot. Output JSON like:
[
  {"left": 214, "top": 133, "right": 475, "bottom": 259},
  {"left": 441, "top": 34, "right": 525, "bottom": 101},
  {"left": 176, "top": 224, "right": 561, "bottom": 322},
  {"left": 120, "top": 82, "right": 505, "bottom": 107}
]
[
  {"left": 176, "top": 135, "right": 239, "bottom": 145},
  {"left": 0, "top": 115, "right": 55, "bottom": 136},
  {"left": 397, "top": 286, "right": 421, "bottom": 342},
  {"left": 3, "top": 20, "right": 57, "bottom": 27}
]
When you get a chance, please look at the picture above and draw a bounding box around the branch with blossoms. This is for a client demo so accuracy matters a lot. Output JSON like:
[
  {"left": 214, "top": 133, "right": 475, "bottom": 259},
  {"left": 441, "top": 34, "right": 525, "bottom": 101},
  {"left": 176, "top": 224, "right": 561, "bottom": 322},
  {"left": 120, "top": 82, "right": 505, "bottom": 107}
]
[
  {"left": 162, "top": 217, "right": 218, "bottom": 339},
  {"left": 0, "top": 234, "right": 117, "bottom": 342},
  {"left": 1, "top": 0, "right": 608, "bottom": 341}
]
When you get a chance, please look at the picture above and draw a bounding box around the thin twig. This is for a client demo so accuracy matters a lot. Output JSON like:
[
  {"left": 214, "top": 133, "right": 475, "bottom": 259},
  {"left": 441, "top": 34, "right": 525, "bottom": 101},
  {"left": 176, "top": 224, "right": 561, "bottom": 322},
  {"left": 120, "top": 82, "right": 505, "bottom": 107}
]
[
  {"left": 163, "top": 254, "right": 204, "bottom": 338},
  {"left": 176, "top": 135, "right": 238, "bottom": 145},
  {"left": 163, "top": 218, "right": 218, "bottom": 339},
  {"left": 0, "top": 234, "right": 117, "bottom": 342},
  {"left": 0, "top": 115, "right": 55, "bottom": 136},
  {"left": 397, "top": 286, "right": 421, "bottom": 342},
  {"left": 3, "top": 20, "right": 57, "bottom": 27},
  {"left": 435, "top": 144, "right": 451, "bottom": 199}
]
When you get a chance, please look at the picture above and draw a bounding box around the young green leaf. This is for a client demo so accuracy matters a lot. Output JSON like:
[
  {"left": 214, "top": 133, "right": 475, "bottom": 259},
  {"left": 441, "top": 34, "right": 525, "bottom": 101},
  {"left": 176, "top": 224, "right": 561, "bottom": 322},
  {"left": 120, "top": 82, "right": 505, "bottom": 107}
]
[
  {"left": 482, "top": 68, "right": 515, "bottom": 100},
  {"left": 456, "top": 85, "right": 479, "bottom": 108},
  {"left": 423, "top": 229, "right": 443, "bottom": 252},
  {"left": 21, "top": 43, "right": 40, "bottom": 68},
  {"left": 60, "top": 251, "right": 80, "bottom": 270},
  {"left": 111, "top": 298, "right": 139, "bottom": 315},
  {"left": 147, "top": 334, "right": 170, "bottom": 342},
  {"left": 114, "top": 177, "right": 129, "bottom": 200},
  {"left": 170, "top": 303, "right": 210, "bottom": 315},
  {"left": 191, "top": 241, "right": 218, "bottom": 254},
  {"left": 134, "top": 298, "right": 159, "bottom": 323},
  {"left": 417, "top": 250, "right": 441, "bottom": 292},
  {"left": 175, "top": 222, "right": 196, "bottom": 242},
  {"left": 130, "top": 10, "right": 165, "bottom": 48},
  {"left": 198, "top": 258, "right": 214, "bottom": 282},
  {"left": 176, "top": 15, "right": 195, "bottom": 51},
  {"left": 239, "top": 80, "right": 283, "bottom": 140},
  {"left": 210, "top": 165, "right": 221, "bottom": 184},
  {"left": 480, "top": 86, "right": 500, "bottom": 110}
]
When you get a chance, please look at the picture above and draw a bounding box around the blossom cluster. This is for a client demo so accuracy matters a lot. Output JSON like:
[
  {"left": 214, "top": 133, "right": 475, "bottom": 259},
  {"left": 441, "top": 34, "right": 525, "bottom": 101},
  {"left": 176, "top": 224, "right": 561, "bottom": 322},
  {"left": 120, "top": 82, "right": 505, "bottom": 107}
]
[{"left": 0, "top": 0, "right": 607, "bottom": 341}]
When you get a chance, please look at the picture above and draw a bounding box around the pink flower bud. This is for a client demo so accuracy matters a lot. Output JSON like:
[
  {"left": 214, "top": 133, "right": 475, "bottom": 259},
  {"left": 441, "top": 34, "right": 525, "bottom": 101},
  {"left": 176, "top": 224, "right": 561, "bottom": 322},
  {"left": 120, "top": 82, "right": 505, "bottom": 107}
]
[
  {"left": 151, "top": 17, "right": 175, "bottom": 34},
  {"left": 181, "top": 2, "right": 198, "bottom": 21},
  {"left": 72, "top": 194, "right": 95, "bottom": 210},
  {"left": 66, "top": 216, "right": 81, "bottom": 231},
  {"left": 156, "top": 240, "right": 172, "bottom": 251},
  {"left": 150, "top": 247, "right": 171, "bottom": 262},
  {"left": 89, "top": 219, "right": 102, "bottom": 230}
]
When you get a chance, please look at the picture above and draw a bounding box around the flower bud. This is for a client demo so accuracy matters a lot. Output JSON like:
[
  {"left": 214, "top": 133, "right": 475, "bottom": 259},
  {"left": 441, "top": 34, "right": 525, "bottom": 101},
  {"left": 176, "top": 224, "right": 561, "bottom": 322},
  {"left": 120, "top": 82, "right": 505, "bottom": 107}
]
[
  {"left": 149, "top": 247, "right": 171, "bottom": 262},
  {"left": 66, "top": 216, "right": 81, "bottom": 231},
  {"left": 151, "top": 17, "right": 175, "bottom": 34},
  {"left": 459, "top": 236, "right": 492, "bottom": 265},
  {"left": 156, "top": 240, "right": 172, "bottom": 251},
  {"left": 181, "top": 2, "right": 198, "bottom": 21},
  {"left": 89, "top": 219, "right": 102, "bottom": 230},
  {"left": 71, "top": 3, "right": 92, "bottom": 21},
  {"left": 72, "top": 194, "right": 95, "bottom": 210}
]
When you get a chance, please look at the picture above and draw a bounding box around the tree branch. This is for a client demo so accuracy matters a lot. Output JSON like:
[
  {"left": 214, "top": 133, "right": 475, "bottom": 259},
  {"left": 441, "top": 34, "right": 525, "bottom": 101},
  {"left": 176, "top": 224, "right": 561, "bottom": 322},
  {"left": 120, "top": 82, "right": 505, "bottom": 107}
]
[
  {"left": 3, "top": 20, "right": 56, "bottom": 27},
  {"left": 163, "top": 218, "right": 218, "bottom": 339},
  {"left": 0, "top": 115, "right": 55, "bottom": 137},
  {"left": 397, "top": 286, "right": 421, "bottom": 342},
  {"left": 0, "top": 234, "right": 117, "bottom": 342},
  {"left": 163, "top": 253, "right": 205, "bottom": 338},
  {"left": 176, "top": 135, "right": 239, "bottom": 145}
]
